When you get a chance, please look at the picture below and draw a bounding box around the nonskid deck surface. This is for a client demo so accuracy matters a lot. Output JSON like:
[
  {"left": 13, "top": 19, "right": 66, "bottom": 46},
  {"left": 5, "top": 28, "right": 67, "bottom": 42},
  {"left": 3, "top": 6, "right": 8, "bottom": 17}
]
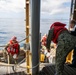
[
  {"left": 39, "top": 64, "right": 76, "bottom": 75},
  {"left": 2, "top": 71, "right": 26, "bottom": 75},
  {"left": 0, "top": 62, "right": 26, "bottom": 75}
]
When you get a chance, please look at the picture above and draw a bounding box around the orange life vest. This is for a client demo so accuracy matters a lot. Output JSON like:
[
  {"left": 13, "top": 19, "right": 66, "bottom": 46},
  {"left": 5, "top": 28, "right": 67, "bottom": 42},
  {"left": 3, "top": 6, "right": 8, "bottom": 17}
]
[
  {"left": 42, "top": 36, "right": 47, "bottom": 46},
  {"left": 7, "top": 40, "right": 19, "bottom": 55}
]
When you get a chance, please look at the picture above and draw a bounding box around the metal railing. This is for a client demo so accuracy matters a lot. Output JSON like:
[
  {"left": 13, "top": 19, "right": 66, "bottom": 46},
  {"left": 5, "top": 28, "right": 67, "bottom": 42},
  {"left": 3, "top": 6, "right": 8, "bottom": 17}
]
[
  {"left": 0, "top": 34, "right": 40, "bottom": 74},
  {"left": 0, "top": 34, "right": 31, "bottom": 48}
]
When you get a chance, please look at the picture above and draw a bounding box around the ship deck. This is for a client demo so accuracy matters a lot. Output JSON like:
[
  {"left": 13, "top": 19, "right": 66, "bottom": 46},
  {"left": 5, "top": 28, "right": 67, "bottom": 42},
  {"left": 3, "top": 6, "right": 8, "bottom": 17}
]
[{"left": 39, "top": 64, "right": 76, "bottom": 75}]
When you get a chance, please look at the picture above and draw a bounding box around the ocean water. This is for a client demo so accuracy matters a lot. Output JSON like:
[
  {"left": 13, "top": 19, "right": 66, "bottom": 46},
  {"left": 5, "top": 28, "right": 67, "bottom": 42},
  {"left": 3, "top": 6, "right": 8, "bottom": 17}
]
[{"left": 0, "top": 18, "right": 69, "bottom": 49}]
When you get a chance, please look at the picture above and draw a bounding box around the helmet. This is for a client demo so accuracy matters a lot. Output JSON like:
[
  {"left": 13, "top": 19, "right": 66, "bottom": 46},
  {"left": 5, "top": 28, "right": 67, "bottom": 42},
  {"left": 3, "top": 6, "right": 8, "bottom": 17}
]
[{"left": 11, "top": 36, "right": 17, "bottom": 41}]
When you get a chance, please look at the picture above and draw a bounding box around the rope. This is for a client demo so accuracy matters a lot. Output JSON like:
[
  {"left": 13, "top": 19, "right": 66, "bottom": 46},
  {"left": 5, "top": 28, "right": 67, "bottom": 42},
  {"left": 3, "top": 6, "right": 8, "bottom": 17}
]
[
  {"left": 0, "top": 34, "right": 40, "bottom": 70},
  {"left": 17, "top": 62, "right": 40, "bottom": 69},
  {"left": 0, "top": 45, "right": 6, "bottom": 47},
  {"left": 17, "top": 52, "right": 40, "bottom": 69},
  {"left": 19, "top": 34, "right": 31, "bottom": 43},
  {"left": 17, "top": 58, "right": 25, "bottom": 65},
  {"left": 0, "top": 34, "right": 31, "bottom": 47},
  {"left": 30, "top": 63, "right": 40, "bottom": 69},
  {"left": 0, "top": 52, "right": 40, "bottom": 70},
  {"left": 0, "top": 62, "right": 40, "bottom": 70},
  {"left": 17, "top": 50, "right": 31, "bottom": 65}
]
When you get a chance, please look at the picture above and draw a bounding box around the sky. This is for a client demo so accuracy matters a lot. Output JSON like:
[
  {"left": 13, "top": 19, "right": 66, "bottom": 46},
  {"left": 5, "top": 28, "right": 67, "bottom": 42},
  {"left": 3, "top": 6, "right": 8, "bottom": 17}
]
[{"left": 0, "top": 0, "right": 71, "bottom": 19}]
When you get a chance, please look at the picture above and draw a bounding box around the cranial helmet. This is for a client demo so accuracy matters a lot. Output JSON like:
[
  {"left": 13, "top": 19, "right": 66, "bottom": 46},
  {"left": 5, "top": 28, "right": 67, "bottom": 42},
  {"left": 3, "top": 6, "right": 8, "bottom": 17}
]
[{"left": 11, "top": 36, "right": 17, "bottom": 41}]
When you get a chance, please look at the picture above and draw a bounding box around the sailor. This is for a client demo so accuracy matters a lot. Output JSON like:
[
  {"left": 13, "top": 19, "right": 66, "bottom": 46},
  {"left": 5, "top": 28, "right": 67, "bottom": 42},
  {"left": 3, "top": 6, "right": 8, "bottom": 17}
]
[
  {"left": 41, "top": 34, "right": 47, "bottom": 46},
  {"left": 69, "top": 20, "right": 76, "bottom": 67},
  {"left": 70, "top": 20, "right": 76, "bottom": 36},
  {"left": 46, "top": 22, "right": 76, "bottom": 75},
  {"left": 5, "top": 36, "right": 20, "bottom": 63}
]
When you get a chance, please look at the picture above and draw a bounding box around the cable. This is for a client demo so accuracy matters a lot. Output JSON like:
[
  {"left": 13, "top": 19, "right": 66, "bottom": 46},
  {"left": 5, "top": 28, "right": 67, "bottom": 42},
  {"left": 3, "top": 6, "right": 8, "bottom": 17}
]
[{"left": 0, "top": 34, "right": 31, "bottom": 47}]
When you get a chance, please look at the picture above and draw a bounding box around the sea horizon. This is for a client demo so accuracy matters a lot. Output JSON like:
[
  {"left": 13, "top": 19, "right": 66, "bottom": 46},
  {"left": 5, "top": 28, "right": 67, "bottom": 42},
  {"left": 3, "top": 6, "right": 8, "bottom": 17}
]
[{"left": 0, "top": 18, "right": 69, "bottom": 49}]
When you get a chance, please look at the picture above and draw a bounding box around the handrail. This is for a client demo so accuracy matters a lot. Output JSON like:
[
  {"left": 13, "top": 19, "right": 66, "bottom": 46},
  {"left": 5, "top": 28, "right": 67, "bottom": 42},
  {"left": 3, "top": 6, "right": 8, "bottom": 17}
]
[
  {"left": 0, "top": 53, "right": 40, "bottom": 70},
  {"left": 0, "top": 34, "right": 31, "bottom": 47},
  {"left": 0, "top": 34, "right": 40, "bottom": 71},
  {"left": 19, "top": 34, "right": 31, "bottom": 43}
]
